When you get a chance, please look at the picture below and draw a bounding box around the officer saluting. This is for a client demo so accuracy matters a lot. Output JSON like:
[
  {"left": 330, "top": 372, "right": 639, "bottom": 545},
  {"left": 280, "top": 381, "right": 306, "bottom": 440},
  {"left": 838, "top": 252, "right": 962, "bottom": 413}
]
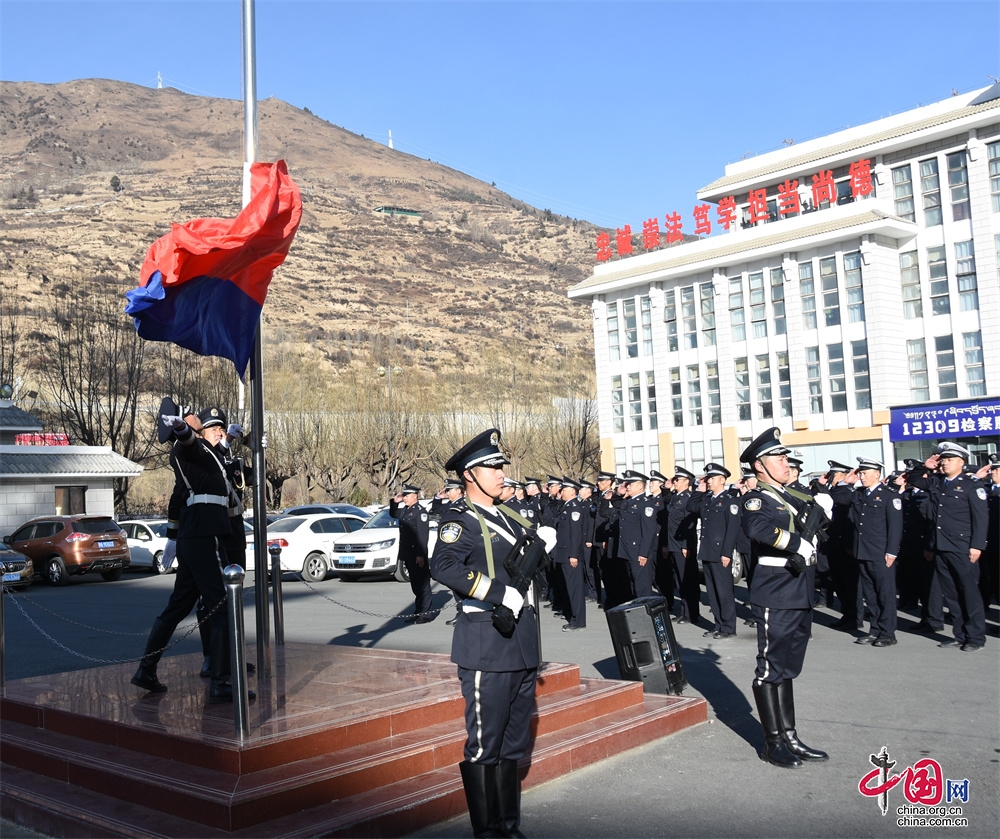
[
  {"left": 740, "top": 428, "right": 829, "bottom": 768},
  {"left": 429, "top": 429, "right": 537, "bottom": 838},
  {"left": 554, "top": 477, "right": 587, "bottom": 631},
  {"left": 616, "top": 470, "right": 659, "bottom": 600},
  {"left": 390, "top": 484, "right": 433, "bottom": 623}
]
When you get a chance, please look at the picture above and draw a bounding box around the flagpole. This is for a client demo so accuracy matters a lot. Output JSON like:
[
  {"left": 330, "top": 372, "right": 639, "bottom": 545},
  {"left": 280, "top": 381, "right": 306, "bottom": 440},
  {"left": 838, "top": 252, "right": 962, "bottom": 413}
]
[{"left": 241, "top": 0, "right": 271, "bottom": 679}]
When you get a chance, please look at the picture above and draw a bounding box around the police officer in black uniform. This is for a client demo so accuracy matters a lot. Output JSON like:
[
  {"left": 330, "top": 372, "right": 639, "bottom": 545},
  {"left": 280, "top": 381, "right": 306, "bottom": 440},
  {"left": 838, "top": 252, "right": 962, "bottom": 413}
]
[
  {"left": 506, "top": 481, "right": 538, "bottom": 526},
  {"left": 593, "top": 471, "right": 620, "bottom": 608},
  {"left": 830, "top": 458, "right": 903, "bottom": 647},
  {"left": 429, "top": 429, "right": 537, "bottom": 837},
  {"left": 390, "top": 484, "right": 433, "bottom": 623},
  {"left": 555, "top": 477, "right": 587, "bottom": 631},
  {"left": 741, "top": 427, "right": 829, "bottom": 768},
  {"left": 689, "top": 463, "right": 740, "bottom": 639},
  {"left": 978, "top": 454, "right": 1000, "bottom": 612},
  {"left": 616, "top": 470, "right": 658, "bottom": 600},
  {"left": 666, "top": 467, "right": 700, "bottom": 624},
  {"left": 577, "top": 478, "right": 599, "bottom": 602},
  {"left": 819, "top": 460, "right": 860, "bottom": 629}
]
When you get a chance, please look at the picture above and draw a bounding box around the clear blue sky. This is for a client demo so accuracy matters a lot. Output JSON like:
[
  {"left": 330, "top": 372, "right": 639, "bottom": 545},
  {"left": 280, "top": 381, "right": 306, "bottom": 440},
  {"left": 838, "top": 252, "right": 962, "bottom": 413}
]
[{"left": 2, "top": 1, "right": 998, "bottom": 229}]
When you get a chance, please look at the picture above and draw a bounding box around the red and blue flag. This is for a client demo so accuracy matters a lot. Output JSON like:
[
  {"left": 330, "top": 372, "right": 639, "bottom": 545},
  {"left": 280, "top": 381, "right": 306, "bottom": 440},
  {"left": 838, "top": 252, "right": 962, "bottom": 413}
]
[{"left": 125, "top": 160, "right": 302, "bottom": 377}]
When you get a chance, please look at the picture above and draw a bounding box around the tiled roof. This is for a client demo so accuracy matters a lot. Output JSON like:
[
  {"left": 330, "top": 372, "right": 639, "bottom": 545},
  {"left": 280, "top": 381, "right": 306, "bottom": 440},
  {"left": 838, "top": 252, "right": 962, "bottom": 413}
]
[
  {"left": 0, "top": 403, "right": 44, "bottom": 431},
  {"left": 0, "top": 446, "right": 143, "bottom": 478}
]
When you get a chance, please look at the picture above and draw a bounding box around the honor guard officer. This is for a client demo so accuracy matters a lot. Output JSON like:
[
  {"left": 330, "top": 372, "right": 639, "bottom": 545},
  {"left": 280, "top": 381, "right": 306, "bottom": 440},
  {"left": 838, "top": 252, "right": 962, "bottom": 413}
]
[
  {"left": 911, "top": 442, "right": 989, "bottom": 651},
  {"left": 830, "top": 458, "right": 903, "bottom": 647},
  {"left": 429, "top": 430, "right": 537, "bottom": 838},
  {"left": 554, "top": 477, "right": 587, "bottom": 631},
  {"left": 616, "top": 470, "right": 659, "bottom": 600},
  {"left": 741, "top": 428, "right": 829, "bottom": 768},
  {"left": 390, "top": 484, "right": 434, "bottom": 623},
  {"left": 666, "top": 467, "right": 700, "bottom": 624},
  {"left": 689, "top": 463, "right": 740, "bottom": 639}
]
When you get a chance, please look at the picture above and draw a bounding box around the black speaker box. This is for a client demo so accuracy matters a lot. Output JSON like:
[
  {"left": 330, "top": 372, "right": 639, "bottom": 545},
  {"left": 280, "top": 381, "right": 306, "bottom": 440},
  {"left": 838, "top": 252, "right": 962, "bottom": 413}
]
[{"left": 606, "top": 595, "right": 686, "bottom": 695}]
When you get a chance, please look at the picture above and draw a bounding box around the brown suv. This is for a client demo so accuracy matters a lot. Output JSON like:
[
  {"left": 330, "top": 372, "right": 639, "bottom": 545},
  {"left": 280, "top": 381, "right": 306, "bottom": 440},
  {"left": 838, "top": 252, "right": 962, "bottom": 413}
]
[{"left": 5, "top": 515, "right": 130, "bottom": 585}]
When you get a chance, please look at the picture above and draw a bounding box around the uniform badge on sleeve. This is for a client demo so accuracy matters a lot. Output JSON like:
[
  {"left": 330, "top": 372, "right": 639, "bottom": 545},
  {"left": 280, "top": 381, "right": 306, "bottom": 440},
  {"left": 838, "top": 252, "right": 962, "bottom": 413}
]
[
  {"left": 644, "top": 506, "right": 654, "bottom": 517},
  {"left": 744, "top": 498, "right": 762, "bottom": 511},
  {"left": 977, "top": 488, "right": 987, "bottom": 500},
  {"left": 730, "top": 504, "right": 739, "bottom": 515},
  {"left": 571, "top": 511, "right": 581, "bottom": 521},
  {"left": 892, "top": 498, "right": 902, "bottom": 510},
  {"left": 440, "top": 522, "right": 463, "bottom": 544},
  {"left": 421, "top": 513, "right": 428, "bottom": 522}
]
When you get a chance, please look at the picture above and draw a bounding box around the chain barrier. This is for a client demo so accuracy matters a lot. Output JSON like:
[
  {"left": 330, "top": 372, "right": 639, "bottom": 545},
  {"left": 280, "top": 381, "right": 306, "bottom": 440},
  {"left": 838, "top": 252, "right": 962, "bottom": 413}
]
[{"left": 297, "top": 574, "right": 446, "bottom": 621}]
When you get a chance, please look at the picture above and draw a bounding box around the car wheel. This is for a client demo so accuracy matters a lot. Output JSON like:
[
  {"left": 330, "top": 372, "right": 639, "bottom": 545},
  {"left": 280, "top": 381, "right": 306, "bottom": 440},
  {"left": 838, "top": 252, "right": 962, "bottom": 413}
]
[
  {"left": 731, "top": 551, "right": 744, "bottom": 582},
  {"left": 153, "top": 551, "right": 169, "bottom": 574},
  {"left": 394, "top": 560, "right": 410, "bottom": 583},
  {"left": 46, "top": 556, "right": 69, "bottom": 586},
  {"left": 101, "top": 568, "right": 123, "bottom": 582},
  {"left": 339, "top": 573, "right": 360, "bottom": 582},
  {"left": 300, "top": 552, "right": 328, "bottom": 583}
]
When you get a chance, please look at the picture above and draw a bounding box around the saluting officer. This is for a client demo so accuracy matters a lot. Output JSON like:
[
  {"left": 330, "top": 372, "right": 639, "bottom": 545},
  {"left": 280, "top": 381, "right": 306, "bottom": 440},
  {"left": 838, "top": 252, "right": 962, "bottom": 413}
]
[
  {"left": 616, "top": 470, "right": 659, "bottom": 600},
  {"left": 689, "top": 463, "right": 740, "bottom": 639},
  {"left": 554, "top": 477, "right": 587, "bottom": 631},
  {"left": 740, "top": 427, "right": 830, "bottom": 769},
  {"left": 593, "top": 471, "right": 621, "bottom": 608},
  {"left": 786, "top": 454, "right": 809, "bottom": 494},
  {"left": 578, "top": 479, "right": 600, "bottom": 602},
  {"left": 666, "top": 467, "right": 700, "bottom": 624},
  {"left": 819, "top": 460, "right": 860, "bottom": 629},
  {"left": 506, "top": 481, "right": 538, "bottom": 526},
  {"left": 390, "top": 484, "right": 434, "bottom": 623},
  {"left": 429, "top": 429, "right": 537, "bottom": 838},
  {"left": 978, "top": 454, "right": 1000, "bottom": 611},
  {"left": 432, "top": 478, "right": 464, "bottom": 514},
  {"left": 831, "top": 458, "right": 903, "bottom": 647}
]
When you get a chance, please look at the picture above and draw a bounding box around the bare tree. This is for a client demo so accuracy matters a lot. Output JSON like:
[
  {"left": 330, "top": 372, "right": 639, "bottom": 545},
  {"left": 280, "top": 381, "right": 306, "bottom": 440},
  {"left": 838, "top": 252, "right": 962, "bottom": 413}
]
[
  {"left": 541, "top": 391, "right": 601, "bottom": 477},
  {"left": 0, "top": 274, "right": 19, "bottom": 388}
]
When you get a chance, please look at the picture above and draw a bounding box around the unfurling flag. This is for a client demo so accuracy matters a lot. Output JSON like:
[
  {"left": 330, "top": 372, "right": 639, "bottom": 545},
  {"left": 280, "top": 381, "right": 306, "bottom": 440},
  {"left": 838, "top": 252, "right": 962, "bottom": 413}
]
[{"left": 124, "top": 160, "right": 302, "bottom": 378}]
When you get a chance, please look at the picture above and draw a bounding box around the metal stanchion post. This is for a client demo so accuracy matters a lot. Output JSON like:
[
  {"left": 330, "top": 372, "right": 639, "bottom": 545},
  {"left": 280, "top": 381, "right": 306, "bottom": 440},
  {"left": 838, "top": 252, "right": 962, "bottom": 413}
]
[
  {"left": 1, "top": 582, "right": 6, "bottom": 693},
  {"left": 269, "top": 544, "right": 284, "bottom": 646},
  {"left": 223, "top": 565, "right": 250, "bottom": 739}
]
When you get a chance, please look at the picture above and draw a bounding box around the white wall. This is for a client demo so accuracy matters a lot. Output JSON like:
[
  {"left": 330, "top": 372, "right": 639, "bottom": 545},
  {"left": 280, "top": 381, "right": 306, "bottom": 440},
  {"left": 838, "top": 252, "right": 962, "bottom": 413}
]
[{"left": 0, "top": 479, "right": 116, "bottom": 538}]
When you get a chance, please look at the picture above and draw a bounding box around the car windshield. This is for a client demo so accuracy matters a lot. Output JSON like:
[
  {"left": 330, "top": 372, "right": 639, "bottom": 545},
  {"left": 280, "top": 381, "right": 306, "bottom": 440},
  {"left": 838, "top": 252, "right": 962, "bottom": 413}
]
[
  {"left": 73, "top": 518, "right": 120, "bottom": 534},
  {"left": 363, "top": 509, "right": 399, "bottom": 529},
  {"left": 267, "top": 517, "right": 306, "bottom": 533},
  {"left": 149, "top": 522, "right": 168, "bottom": 537}
]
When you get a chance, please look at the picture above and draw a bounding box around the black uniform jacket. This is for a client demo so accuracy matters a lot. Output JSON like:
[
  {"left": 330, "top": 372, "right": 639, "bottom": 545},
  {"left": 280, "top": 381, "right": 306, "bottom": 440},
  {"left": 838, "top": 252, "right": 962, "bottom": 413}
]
[
  {"left": 910, "top": 471, "right": 989, "bottom": 553},
  {"left": 830, "top": 482, "right": 903, "bottom": 561},
  {"left": 554, "top": 498, "right": 586, "bottom": 565},
  {"left": 687, "top": 490, "right": 740, "bottom": 563},
  {"left": 741, "top": 483, "right": 814, "bottom": 610},
  {"left": 389, "top": 499, "right": 430, "bottom": 559},
  {"left": 616, "top": 494, "right": 659, "bottom": 562},
  {"left": 430, "top": 499, "right": 539, "bottom": 673},
  {"left": 170, "top": 427, "right": 232, "bottom": 539},
  {"left": 664, "top": 490, "right": 698, "bottom": 554}
]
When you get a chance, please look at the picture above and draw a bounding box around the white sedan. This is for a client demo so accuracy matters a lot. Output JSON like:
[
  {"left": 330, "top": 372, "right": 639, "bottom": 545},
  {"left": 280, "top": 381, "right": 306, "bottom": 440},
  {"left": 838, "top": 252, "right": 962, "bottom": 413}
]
[
  {"left": 119, "top": 519, "right": 173, "bottom": 574},
  {"left": 329, "top": 507, "right": 437, "bottom": 582},
  {"left": 246, "top": 514, "right": 367, "bottom": 582}
]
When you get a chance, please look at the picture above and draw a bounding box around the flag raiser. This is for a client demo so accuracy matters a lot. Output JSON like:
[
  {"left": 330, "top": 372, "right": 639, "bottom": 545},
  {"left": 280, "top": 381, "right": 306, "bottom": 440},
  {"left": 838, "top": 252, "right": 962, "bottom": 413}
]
[{"left": 124, "top": 160, "right": 302, "bottom": 378}]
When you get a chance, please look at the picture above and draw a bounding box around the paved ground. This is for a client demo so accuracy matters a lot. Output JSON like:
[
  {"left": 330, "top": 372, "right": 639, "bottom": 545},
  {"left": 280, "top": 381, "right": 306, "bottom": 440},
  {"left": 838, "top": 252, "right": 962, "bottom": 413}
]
[{"left": 2, "top": 568, "right": 998, "bottom": 838}]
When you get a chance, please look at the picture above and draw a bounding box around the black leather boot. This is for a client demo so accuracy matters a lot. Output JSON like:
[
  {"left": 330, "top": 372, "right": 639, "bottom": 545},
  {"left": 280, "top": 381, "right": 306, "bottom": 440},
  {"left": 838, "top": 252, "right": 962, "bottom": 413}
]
[
  {"left": 131, "top": 617, "right": 172, "bottom": 693},
  {"left": 208, "top": 622, "right": 235, "bottom": 704},
  {"left": 459, "top": 761, "right": 503, "bottom": 838},
  {"left": 751, "top": 681, "right": 801, "bottom": 768},
  {"left": 496, "top": 758, "right": 525, "bottom": 838},
  {"left": 777, "top": 680, "right": 828, "bottom": 761},
  {"left": 197, "top": 599, "right": 211, "bottom": 674}
]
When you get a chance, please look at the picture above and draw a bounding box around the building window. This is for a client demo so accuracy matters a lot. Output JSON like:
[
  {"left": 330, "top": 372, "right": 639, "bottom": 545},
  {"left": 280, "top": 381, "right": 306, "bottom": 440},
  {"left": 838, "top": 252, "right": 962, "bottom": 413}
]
[
  {"left": 670, "top": 367, "right": 682, "bottom": 427},
  {"left": 799, "top": 262, "right": 817, "bottom": 330},
  {"left": 770, "top": 268, "right": 786, "bottom": 335},
  {"left": 663, "top": 289, "right": 678, "bottom": 353},
  {"left": 844, "top": 251, "right": 865, "bottom": 323},
  {"left": 892, "top": 164, "right": 915, "bottom": 221},
  {"left": 964, "top": 331, "right": 986, "bottom": 396},
  {"left": 735, "top": 357, "right": 751, "bottom": 420},
  {"left": 623, "top": 299, "right": 638, "bottom": 358},
  {"left": 990, "top": 141, "right": 1000, "bottom": 213},
  {"left": 690, "top": 441, "right": 705, "bottom": 474},
  {"left": 649, "top": 444, "right": 660, "bottom": 474},
  {"left": 54, "top": 486, "right": 86, "bottom": 516},
  {"left": 807, "top": 346, "right": 823, "bottom": 413},
  {"left": 687, "top": 365, "right": 702, "bottom": 426},
  {"left": 631, "top": 446, "right": 645, "bottom": 470},
  {"left": 611, "top": 375, "right": 624, "bottom": 433},
  {"left": 749, "top": 271, "right": 767, "bottom": 338},
  {"left": 852, "top": 339, "right": 871, "bottom": 410},
  {"left": 710, "top": 439, "right": 724, "bottom": 461},
  {"left": 615, "top": 447, "right": 627, "bottom": 475},
  {"left": 927, "top": 245, "right": 949, "bottom": 315},
  {"left": 681, "top": 285, "right": 698, "bottom": 349},
  {"left": 947, "top": 151, "right": 971, "bottom": 221},
  {"left": 729, "top": 277, "right": 745, "bottom": 342},
  {"left": 935, "top": 335, "right": 957, "bottom": 399},
  {"left": 641, "top": 296, "right": 653, "bottom": 356},
  {"left": 828, "top": 343, "right": 847, "bottom": 412},
  {"left": 955, "top": 241, "right": 978, "bottom": 311},
  {"left": 706, "top": 362, "right": 721, "bottom": 425},
  {"left": 920, "top": 157, "right": 942, "bottom": 227},
  {"left": 628, "top": 372, "right": 643, "bottom": 431},
  {"left": 646, "top": 371, "right": 658, "bottom": 431},
  {"left": 777, "top": 351, "right": 792, "bottom": 417},
  {"left": 700, "top": 282, "right": 716, "bottom": 346},
  {"left": 907, "top": 339, "right": 930, "bottom": 402},
  {"left": 756, "top": 354, "right": 773, "bottom": 419},
  {"left": 899, "top": 251, "right": 922, "bottom": 319},
  {"left": 607, "top": 302, "right": 620, "bottom": 361},
  {"left": 674, "top": 442, "right": 686, "bottom": 468},
  {"left": 819, "top": 256, "right": 840, "bottom": 326}
]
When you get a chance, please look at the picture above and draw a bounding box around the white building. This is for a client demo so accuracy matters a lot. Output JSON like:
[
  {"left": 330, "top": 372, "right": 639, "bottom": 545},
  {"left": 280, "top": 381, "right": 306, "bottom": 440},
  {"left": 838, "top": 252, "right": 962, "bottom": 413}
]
[{"left": 569, "top": 85, "right": 1000, "bottom": 477}]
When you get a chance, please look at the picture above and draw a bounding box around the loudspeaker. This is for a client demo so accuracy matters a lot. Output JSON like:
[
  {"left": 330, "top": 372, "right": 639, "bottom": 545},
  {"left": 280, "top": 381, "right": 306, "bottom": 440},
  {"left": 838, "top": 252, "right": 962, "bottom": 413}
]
[{"left": 606, "top": 595, "right": 686, "bottom": 695}]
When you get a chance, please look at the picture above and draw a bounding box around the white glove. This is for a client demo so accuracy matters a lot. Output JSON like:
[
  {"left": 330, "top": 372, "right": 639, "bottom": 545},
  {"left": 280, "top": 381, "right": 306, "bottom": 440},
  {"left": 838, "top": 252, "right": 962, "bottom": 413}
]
[
  {"left": 502, "top": 585, "right": 524, "bottom": 619},
  {"left": 536, "top": 526, "right": 557, "bottom": 553},
  {"left": 161, "top": 539, "right": 177, "bottom": 571},
  {"left": 227, "top": 423, "right": 244, "bottom": 437},
  {"left": 813, "top": 493, "right": 834, "bottom": 515},
  {"left": 795, "top": 539, "right": 815, "bottom": 562},
  {"left": 161, "top": 414, "right": 186, "bottom": 431}
]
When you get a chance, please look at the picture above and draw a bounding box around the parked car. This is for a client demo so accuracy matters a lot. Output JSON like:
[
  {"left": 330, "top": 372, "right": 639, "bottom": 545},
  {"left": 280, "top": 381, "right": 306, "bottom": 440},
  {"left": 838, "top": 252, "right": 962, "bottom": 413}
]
[
  {"left": 0, "top": 542, "right": 34, "bottom": 590},
  {"left": 4, "top": 515, "right": 130, "bottom": 585},
  {"left": 119, "top": 519, "right": 173, "bottom": 574},
  {"left": 329, "top": 507, "right": 438, "bottom": 583},
  {"left": 281, "top": 504, "right": 372, "bottom": 520},
  {"left": 246, "top": 514, "right": 367, "bottom": 582}
]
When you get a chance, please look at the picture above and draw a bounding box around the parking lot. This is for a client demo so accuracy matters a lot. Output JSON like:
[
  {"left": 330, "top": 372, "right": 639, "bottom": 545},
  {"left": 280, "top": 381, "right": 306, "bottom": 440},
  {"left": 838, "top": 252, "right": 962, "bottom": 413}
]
[{"left": 2, "top": 568, "right": 998, "bottom": 838}]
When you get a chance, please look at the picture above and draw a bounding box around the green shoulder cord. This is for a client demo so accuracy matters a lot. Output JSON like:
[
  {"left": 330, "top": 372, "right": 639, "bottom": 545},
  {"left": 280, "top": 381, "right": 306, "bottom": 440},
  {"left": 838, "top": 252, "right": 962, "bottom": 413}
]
[
  {"left": 759, "top": 483, "right": 798, "bottom": 534},
  {"left": 468, "top": 503, "right": 530, "bottom": 580}
]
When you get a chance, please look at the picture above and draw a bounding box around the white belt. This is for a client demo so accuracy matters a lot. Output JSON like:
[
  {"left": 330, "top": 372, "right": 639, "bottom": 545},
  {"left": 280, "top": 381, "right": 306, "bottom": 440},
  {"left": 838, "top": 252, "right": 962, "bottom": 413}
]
[
  {"left": 461, "top": 599, "right": 492, "bottom": 613},
  {"left": 187, "top": 494, "right": 228, "bottom": 507},
  {"left": 758, "top": 555, "right": 815, "bottom": 567}
]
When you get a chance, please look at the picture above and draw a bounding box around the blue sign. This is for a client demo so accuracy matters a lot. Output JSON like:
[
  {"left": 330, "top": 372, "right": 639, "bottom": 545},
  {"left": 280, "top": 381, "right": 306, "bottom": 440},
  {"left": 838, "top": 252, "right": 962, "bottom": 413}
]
[{"left": 890, "top": 398, "right": 1000, "bottom": 442}]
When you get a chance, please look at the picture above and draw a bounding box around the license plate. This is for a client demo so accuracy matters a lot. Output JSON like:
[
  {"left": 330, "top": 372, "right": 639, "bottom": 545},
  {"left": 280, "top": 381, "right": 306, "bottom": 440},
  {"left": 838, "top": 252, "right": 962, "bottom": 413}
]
[
  {"left": 3, "top": 572, "right": 20, "bottom": 582},
  {"left": 97, "top": 540, "right": 115, "bottom": 548},
  {"left": 339, "top": 556, "right": 356, "bottom": 566}
]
